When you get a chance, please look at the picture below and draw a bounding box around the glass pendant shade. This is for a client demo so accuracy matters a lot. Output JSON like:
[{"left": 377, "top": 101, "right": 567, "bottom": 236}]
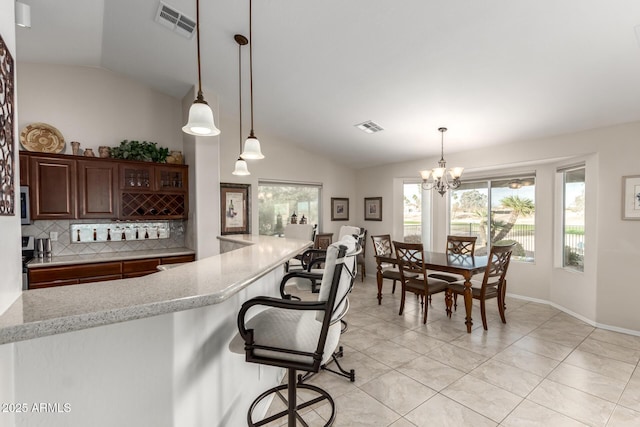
[
  {"left": 449, "top": 167, "right": 464, "bottom": 179},
  {"left": 232, "top": 158, "right": 250, "bottom": 176},
  {"left": 182, "top": 101, "right": 220, "bottom": 136},
  {"left": 419, "top": 170, "right": 432, "bottom": 180},
  {"left": 241, "top": 135, "right": 264, "bottom": 159}
]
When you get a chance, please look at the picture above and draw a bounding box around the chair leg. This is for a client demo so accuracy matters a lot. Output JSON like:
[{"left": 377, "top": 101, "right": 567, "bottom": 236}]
[
  {"left": 422, "top": 294, "right": 429, "bottom": 324},
  {"left": 361, "top": 264, "right": 365, "bottom": 282},
  {"left": 480, "top": 298, "right": 488, "bottom": 331},
  {"left": 248, "top": 368, "right": 336, "bottom": 426},
  {"left": 392, "top": 280, "right": 396, "bottom": 294},
  {"left": 298, "top": 346, "right": 356, "bottom": 383},
  {"left": 399, "top": 287, "right": 406, "bottom": 315},
  {"left": 497, "top": 284, "right": 507, "bottom": 324},
  {"left": 445, "top": 289, "right": 453, "bottom": 318},
  {"left": 453, "top": 293, "right": 458, "bottom": 310}
]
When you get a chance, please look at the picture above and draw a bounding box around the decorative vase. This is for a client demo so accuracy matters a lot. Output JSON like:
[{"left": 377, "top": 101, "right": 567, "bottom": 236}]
[
  {"left": 99, "top": 146, "right": 110, "bottom": 158},
  {"left": 84, "top": 148, "right": 95, "bottom": 157},
  {"left": 71, "top": 141, "right": 80, "bottom": 155}
]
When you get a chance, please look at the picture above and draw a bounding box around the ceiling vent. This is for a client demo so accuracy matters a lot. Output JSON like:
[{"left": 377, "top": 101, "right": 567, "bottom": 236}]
[
  {"left": 155, "top": 2, "right": 196, "bottom": 39},
  {"left": 355, "top": 120, "right": 384, "bottom": 134}
]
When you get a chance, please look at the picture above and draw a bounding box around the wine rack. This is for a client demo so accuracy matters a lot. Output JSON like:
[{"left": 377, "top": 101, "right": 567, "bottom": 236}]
[{"left": 121, "top": 193, "right": 186, "bottom": 219}]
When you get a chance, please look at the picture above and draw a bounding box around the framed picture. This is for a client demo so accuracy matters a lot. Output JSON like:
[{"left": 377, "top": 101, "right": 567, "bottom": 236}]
[
  {"left": 221, "top": 183, "right": 250, "bottom": 234},
  {"left": 622, "top": 175, "right": 640, "bottom": 220},
  {"left": 331, "top": 197, "right": 349, "bottom": 221},
  {"left": 364, "top": 197, "right": 382, "bottom": 221}
]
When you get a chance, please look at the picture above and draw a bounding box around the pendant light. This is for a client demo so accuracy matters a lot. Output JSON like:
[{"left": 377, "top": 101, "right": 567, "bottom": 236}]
[
  {"left": 232, "top": 34, "right": 250, "bottom": 176},
  {"left": 420, "top": 127, "right": 464, "bottom": 196},
  {"left": 182, "top": 0, "right": 220, "bottom": 136},
  {"left": 241, "top": 0, "right": 264, "bottom": 159}
]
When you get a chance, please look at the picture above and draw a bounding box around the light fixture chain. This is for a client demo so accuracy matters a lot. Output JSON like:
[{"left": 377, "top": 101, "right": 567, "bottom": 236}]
[
  {"left": 238, "top": 41, "right": 243, "bottom": 153},
  {"left": 196, "top": 0, "right": 202, "bottom": 96},
  {"left": 249, "top": 0, "right": 255, "bottom": 133}
]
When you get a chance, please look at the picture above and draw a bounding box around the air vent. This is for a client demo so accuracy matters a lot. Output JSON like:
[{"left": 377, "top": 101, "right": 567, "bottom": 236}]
[
  {"left": 355, "top": 120, "right": 384, "bottom": 134},
  {"left": 155, "top": 2, "right": 196, "bottom": 39}
]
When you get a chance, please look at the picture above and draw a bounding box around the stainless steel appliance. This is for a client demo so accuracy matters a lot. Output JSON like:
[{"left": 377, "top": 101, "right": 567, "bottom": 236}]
[
  {"left": 21, "top": 236, "right": 34, "bottom": 290},
  {"left": 20, "top": 186, "right": 30, "bottom": 225}
]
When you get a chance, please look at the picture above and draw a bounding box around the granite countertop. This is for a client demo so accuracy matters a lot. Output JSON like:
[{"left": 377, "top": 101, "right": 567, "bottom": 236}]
[
  {"left": 27, "top": 247, "right": 196, "bottom": 268},
  {"left": 0, "top": 235, "right": 311, "bottom": 345}
]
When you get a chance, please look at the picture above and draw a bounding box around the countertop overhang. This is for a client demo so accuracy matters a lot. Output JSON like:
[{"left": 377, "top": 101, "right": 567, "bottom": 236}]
[{"left": 0, "top": 235, "right": 311, "bottom": 345}]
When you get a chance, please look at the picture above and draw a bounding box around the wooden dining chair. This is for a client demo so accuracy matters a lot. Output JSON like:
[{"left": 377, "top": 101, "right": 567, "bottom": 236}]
[
  {"left": 445, "top": 242, "right": 515, "bottom": 330},
  {"left": 428, "top": 235, "right": 477, "bottom": 306},
  {"left": 393, "top": 241, "right": 449, "bottom": 324},
  {"left": 371, "top": 234, "right": 400, "bottom": 294}
]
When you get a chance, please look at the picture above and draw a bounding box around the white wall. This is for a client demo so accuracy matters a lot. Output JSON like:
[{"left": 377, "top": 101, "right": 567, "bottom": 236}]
[
  {"left": 217, "top": 114, "right": 358, "bottom": 238},
  {"left": 357, "top": 121, "right": 640, "bottom": 332},
  {"left": 16, "top": 63, "right": 184, "bottom": 155}
]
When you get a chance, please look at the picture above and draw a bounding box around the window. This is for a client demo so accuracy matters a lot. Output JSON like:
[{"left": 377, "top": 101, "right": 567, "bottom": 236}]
[
  {"left": 403, "top": 182, "right": 422, "bottom": 242},
  {"left": 562, "top": 167, "right": 585, "bottom": 271},
  {"left": 258, "top": 182, "right": 321, "bottom": 235},
  {"left": 449, "top": 175, "right": 535, "bottom": 261}
]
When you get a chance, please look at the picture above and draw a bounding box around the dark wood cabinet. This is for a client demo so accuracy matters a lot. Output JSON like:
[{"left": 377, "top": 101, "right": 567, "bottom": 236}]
[
  {"left": 78, "top": 160, "right": 119, "bottom": 219},
  {"left": 29, "top": 155, "right": 77, "bottom": 220},
  {"left": 19, "top": 153, "right": 29, "bottom": 186},
  {"left": 20, "top": 152, "right": 189, "bottom": 220},
  {"left": 28, "top": 254, "right": 195, "bottom": 289}
]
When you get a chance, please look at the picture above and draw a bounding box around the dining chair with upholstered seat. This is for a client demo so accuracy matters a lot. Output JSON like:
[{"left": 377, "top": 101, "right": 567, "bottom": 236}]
[
  {"left": 393, "top": 241, "right": 450, "bottom": 324},
  {"left": 445, "top": 242, "right": 515, "bottom": 330},
  {"left": 371, "top": 234, "right": 401, "bottom": 295},
  {"left": 428, "top": 235, "right": 477, "bottom": 306}
]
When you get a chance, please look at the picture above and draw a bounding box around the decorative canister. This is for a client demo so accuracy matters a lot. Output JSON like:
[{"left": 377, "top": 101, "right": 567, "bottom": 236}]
[
  {"left": 167, "top": 150, "right": 184, "bottom": 164},
  {"left": 71, "top": 141, "right": 81, "bottom": 155},
  {"left": 84, "top": 148, "right": 95, "bottom": 157},
  {"left": 99, "top": 146, "right": 111, "bottom": 158}
]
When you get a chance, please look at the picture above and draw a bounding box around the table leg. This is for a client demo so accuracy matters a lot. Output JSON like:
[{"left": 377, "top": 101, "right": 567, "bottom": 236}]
[
  {"left": 376, "top": 262, "right": 383, "bottom": 305},
  {"left": 464, "top": 275, "right": 473, "bottom": 333}
]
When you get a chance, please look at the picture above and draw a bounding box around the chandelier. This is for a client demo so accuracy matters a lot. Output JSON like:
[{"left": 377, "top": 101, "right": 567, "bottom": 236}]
[{"left": 420, "top": 127, "right": 463, "bottom": 196}]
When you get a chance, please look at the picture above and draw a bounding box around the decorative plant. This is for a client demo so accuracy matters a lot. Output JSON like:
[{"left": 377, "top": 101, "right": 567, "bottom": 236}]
[{"left": 109, "top": 140, "right": 169, "bottom": 163}]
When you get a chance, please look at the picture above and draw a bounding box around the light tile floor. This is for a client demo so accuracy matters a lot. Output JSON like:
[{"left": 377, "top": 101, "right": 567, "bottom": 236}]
[{"left": 263, "top": 276, "right": 640, "bottom": 426}]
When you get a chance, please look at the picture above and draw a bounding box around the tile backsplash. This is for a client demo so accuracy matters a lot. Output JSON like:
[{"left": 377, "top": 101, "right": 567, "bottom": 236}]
[{"left": 22, "top": 219, "right": 186, "bottom": 257}]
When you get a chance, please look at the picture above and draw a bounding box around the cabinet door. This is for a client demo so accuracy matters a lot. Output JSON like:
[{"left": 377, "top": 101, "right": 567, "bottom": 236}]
[
  {"left": 77, "top": 160, "right": 119, "bottom": 219},
  {"left": 155, "top": 165, "right": 188, "bottom": 193},
  {"left": 120, "top": 164, "right": 154, "bottom": 191},
  {"left": 30, "top": 156, "right": 77, "bottom": 219},
  {"left": 19, "top": 153, "right": 29, "bottom": 186}
]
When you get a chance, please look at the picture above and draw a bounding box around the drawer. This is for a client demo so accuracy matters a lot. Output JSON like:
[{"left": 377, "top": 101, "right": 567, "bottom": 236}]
[
  {"left": 161, "top": 254, "right": 195, "bottom": 265},
  {"left": 122, "top": 258, "right": 160, "bottom": 274},
  {"left": 29, "top": 262, "right": 122, "bottom": 283}
]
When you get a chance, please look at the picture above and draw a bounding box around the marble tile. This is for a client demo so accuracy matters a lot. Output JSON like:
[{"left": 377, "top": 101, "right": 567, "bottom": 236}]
[
  {"left": 397, "top": 356, "right": 466, "bottom": 391},
  {"left": 469, "top": 358, "right": 543, "bottom": 397},
  {"left": 501, "top": 399, "right": 589, "bottom": 427},
  {"left": 404, "top": 394, "right": 497, "bottom": 427},
  {"left": 588, "top": 329, "right": 640, "bottom": 351},
  {"left": 315, "top": 388, "right": 400, "bottom": 427},
  {"left": 606, "top": 405, "right": 640, "bottom": 427},
  {"left": 576, "top": 337, "right": 640, "bottom": 365},
  {"left": 449, "top": 328, "right": 523, "bottom": 358},
  {"left": 366, "top": 339, "right": 422, "bottom": 369},
  {"left": 512, "top": 335, "right": 575, "bottom": 361},
  {"left": 493, "top": 345, "right": 560, "bottom": 377},
  {"left": 564, "top": 349, "right": 636, "bottom": 383},
  {"left": 388, "top": 418, "right": 417, "bottom": 427},
  {"left": 528, "top": 379, "right": 616, "bottom": 427},
  {"left": 361, "top": 320, "right": 414, "bottom": 341},
  {"left": 547, "top": 362, "right": 627, "bottom": 403},
  {"left": 359, "top": 370, "right": 436, "bottom": 415},
  {"left": 528, "top": 326, "right": 589, "bottom": 347},
  {"left": 338, "top": 348, "right": 392, "bottom": 386},
  {"left": 339, "top": 328, "right": 388, "bottom": 352},
  {"left": 426, "top": 342, "right": 488, "bottom": 373},
  {"left": 618, "top": 369, "right": 640, "bottom": 412},
  {"left": 441, "top": 375, "right": 522, "bottom": 422},
  {"left": 390, "top": 330, "right": 446, "bottom": 355}
]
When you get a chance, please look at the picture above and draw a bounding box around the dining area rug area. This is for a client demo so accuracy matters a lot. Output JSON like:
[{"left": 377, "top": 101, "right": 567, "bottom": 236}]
[{"left": 264, "top": 276, "right": 640, "bottom": 426}]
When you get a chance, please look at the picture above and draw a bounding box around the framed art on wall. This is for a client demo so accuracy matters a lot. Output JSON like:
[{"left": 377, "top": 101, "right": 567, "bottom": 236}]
[
  {"left": 221, "top": 183, "right": 251, "bottom": 234},
  {"left": 622, "top": 175, "right": 640, "bottom": 220},
  {"left": 331, "top": 197, "right": 349, "bottom": 221},
  {"left": 364, "top": 197, "right": 382, "bottom": 221}
]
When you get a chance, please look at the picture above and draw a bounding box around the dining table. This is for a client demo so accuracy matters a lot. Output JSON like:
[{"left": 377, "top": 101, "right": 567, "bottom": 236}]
[{"left": 375, "top": 251, "right": 489, "bottom": 333}]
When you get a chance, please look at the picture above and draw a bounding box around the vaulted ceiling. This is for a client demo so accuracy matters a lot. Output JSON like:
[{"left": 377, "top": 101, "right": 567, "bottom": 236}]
[{"left": 15, "top": 0, "right": 640, "bottom": 168}]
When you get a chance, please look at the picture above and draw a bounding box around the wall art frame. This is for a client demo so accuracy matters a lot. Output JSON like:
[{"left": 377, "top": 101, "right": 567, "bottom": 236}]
[
  {"left": 364, "top": 197, "right": 382, "bottom": 221},
  {"left": 221, "top": 183, "right": 251, "bottom": 234},
  {"left": 331, "top": 197, "right": 349, "bottom": 221},
  {"left": 0, "top": 33, "right": 15, "bottom": 216},
  {"left": 622, "top": 175, "right": 640, "bottom": 220}
]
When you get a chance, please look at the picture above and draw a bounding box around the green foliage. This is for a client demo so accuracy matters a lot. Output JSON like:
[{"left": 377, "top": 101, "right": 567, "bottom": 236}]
[{"left": 109, "top": 140, "right": 169, "bottom": 163}]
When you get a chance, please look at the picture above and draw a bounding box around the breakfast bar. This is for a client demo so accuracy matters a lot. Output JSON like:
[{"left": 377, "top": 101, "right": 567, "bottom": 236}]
[{"left": 0, "top": 235, "right": 310, "bottom": 427}]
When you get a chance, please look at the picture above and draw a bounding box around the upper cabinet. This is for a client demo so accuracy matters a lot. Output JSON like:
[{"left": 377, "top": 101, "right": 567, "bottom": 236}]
[
  {"left": 21, "top": 152, "right": 188, "bottom": 221},
  {"left": 78, "top": 160, "right": 119, "bottom": 219},
  {"left": 29, "top": 155, "right": 77, "bottom": 220}
]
